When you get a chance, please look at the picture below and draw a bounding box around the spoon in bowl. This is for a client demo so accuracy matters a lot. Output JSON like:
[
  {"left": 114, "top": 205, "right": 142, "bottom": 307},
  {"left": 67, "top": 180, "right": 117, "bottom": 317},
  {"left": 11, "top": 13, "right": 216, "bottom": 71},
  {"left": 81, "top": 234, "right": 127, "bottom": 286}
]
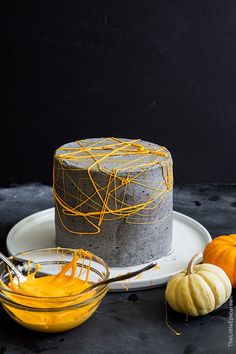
[
  {"left": 0, "top": 251, "right": 158, "bottom": 289},
  {"left": 80, "top": 261, "right": 157, "bottom": 294},
  {"left": 0, "top": 251, "right": 27, "bottom": 284}
]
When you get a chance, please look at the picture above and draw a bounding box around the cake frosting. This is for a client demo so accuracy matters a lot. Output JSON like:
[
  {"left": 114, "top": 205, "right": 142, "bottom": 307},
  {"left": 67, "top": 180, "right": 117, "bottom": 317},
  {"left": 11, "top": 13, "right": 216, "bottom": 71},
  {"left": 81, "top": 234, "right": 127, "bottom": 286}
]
[{"left": 53, "top": 137, "right": 173, "bottom": 266}]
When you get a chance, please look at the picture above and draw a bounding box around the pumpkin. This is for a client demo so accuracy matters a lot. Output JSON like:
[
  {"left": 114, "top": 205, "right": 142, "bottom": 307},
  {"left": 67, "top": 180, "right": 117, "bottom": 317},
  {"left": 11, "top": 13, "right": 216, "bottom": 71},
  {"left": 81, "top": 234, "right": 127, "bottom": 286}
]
[
  {"left": 165, "top": 253, "right": 232, "bottom": 316},
  {"left": 203, "top": 234, "right": 236, "bottom": 287}
]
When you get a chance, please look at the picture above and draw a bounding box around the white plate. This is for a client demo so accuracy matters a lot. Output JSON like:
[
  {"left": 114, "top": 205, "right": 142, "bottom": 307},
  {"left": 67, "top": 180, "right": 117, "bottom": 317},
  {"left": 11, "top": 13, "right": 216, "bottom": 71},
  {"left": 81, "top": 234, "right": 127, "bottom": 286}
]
[{"left": 6, "top": 208, "right": 211, "bottom": 292}]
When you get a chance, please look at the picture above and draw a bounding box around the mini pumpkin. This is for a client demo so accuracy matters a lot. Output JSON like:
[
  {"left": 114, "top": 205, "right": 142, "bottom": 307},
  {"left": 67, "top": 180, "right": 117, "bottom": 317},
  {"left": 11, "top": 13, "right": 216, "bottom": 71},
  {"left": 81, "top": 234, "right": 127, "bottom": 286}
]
[
  {"left": 203, "top": 234, "right": 236, "bottom": 287},
  {"left": 165, "top": 253, "right": 232, "bottom": 316}
]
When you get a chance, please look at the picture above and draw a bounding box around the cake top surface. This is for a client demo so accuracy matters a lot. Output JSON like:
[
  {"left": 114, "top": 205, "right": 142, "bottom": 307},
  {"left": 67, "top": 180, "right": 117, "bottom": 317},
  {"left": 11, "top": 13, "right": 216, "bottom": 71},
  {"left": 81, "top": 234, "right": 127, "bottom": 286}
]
[{"left": 55, "top": 137, "right": 172, "bottom": 173}]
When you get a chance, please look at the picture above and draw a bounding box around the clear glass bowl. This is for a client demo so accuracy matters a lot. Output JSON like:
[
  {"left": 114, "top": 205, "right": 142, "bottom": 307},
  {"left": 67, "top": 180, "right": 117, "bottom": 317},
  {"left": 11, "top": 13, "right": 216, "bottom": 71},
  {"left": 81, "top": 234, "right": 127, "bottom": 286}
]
[{"left": 0, "top": 248, "right": 109, "bottom": 333}]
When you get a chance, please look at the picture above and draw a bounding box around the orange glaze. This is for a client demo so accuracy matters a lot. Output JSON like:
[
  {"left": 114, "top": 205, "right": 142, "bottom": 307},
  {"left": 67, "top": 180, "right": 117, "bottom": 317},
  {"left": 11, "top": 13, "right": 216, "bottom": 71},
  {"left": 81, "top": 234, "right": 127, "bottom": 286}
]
[{"left": 1, "top": 253, "right": 99, "bottom": 332}]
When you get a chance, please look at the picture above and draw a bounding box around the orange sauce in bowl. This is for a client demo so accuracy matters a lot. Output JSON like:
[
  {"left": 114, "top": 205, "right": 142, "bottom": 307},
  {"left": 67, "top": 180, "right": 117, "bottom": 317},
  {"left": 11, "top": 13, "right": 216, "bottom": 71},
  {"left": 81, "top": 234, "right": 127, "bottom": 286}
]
[{"left": 1, "top": 251, "right": 105, "bottom": 332}]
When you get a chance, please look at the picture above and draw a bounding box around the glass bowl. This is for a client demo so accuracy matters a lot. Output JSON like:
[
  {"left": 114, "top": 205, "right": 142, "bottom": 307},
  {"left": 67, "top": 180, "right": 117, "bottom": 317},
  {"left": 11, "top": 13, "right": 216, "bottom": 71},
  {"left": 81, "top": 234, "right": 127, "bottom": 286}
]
[{"left": 0, "top": 248, "right": 109, "bottom": 333}]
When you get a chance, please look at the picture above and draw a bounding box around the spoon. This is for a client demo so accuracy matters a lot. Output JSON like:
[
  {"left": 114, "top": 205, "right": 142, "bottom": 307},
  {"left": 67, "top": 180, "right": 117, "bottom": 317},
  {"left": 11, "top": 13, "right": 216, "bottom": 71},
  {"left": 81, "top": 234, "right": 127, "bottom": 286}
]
[
  {"left": 0, "top": 251, "right": 157, "bottom": 290},
  {"left": 80, "top": 262, "right": 157, "bottom": 294},
  {"left": 0, "top": 251, "right": 26, "bottom": 283}
]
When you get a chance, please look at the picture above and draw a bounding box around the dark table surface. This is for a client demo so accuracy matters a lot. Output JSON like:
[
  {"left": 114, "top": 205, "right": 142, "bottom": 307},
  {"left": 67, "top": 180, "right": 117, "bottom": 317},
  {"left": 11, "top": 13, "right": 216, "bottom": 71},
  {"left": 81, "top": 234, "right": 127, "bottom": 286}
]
[{"left": 0, "top": 183, "right": 235, "bottom": 354}]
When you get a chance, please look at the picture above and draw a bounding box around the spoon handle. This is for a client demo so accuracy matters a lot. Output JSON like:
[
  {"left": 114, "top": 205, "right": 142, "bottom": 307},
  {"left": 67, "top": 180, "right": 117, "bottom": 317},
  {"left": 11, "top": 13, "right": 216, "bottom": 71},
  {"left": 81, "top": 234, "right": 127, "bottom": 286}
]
[
  {"left": 86, "top": 262, "right": 157, "bottom": 292},
  {"left": 0, "top": 251, "right": 24, "bottom": 282}
]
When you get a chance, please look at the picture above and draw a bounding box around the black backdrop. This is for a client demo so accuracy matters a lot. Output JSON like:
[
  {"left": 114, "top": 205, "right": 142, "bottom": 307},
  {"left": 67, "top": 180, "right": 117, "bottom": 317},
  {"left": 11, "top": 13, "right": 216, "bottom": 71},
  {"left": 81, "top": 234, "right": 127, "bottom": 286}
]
[{"left": 2, "top": 0, "right": 236, "bottom": 185}]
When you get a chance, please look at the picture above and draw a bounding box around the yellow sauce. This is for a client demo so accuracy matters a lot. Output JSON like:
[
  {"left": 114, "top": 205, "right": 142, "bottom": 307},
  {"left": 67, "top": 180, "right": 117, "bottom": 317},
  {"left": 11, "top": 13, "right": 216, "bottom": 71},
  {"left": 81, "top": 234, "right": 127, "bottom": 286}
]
[{"left": 1, "top": 253, "right": 102, "bottom": 332}]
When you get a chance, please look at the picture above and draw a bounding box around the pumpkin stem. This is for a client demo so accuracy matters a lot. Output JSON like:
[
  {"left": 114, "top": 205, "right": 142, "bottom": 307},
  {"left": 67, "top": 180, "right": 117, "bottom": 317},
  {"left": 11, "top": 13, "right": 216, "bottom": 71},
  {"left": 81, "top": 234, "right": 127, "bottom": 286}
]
[{"left": 186, "top": 252, "right": 203, "bottom": 275}]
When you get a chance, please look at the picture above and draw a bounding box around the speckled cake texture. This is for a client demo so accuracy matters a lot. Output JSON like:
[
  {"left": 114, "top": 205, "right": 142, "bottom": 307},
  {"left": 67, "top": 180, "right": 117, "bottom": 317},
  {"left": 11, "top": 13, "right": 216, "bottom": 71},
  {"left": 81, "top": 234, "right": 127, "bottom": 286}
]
[{"left": 53, "top": 138, "right": 173, "bottom": 267}]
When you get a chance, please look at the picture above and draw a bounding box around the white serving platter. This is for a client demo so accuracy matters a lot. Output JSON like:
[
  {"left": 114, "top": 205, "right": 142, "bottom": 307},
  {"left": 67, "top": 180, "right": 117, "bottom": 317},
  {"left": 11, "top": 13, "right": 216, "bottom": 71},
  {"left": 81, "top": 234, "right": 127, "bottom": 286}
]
[{"left": 6, "top": 208, "right": 211, "bottom": 292}]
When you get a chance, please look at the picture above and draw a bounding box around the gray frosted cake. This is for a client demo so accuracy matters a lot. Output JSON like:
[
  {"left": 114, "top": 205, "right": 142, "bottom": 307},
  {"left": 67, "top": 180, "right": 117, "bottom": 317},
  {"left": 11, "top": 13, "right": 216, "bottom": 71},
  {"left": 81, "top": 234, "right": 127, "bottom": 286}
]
[{"left": 53, "top": 137, "right": 173, "bottom": 267}]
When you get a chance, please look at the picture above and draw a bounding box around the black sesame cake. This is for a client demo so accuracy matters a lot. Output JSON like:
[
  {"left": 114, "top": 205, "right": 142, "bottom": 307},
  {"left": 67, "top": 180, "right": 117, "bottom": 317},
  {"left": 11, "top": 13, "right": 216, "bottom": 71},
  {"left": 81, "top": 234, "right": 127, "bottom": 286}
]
[{"left": 53, "top": 137, "right": 173, "bottom": 267}]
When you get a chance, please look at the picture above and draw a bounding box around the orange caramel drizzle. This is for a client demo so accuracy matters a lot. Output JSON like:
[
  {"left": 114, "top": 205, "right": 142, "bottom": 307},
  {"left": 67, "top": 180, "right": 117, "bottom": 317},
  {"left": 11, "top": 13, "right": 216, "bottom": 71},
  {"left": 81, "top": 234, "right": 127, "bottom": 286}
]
[
  {"left": 53, "top": 137, "right": 173, "bottom": 235},
  {"left": 0, "top": 250, "right": 97, "bottom": 332},
  {"left": 2, "top": 249, "right": 93, "bottom": 297}
]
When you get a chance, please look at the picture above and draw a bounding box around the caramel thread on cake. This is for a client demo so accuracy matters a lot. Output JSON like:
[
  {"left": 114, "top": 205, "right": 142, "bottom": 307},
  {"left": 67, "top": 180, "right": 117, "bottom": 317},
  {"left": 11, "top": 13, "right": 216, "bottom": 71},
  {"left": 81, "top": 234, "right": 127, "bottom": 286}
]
[{"left": 53, "top": 137, "right": 173, "bottom": 235}]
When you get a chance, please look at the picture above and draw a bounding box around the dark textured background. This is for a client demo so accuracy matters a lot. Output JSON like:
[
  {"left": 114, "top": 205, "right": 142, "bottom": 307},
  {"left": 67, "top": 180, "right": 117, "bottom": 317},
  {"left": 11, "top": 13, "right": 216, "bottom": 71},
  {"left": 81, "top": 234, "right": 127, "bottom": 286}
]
[{"left": 2, "top": 0, "right": 236, "bottom": 185}]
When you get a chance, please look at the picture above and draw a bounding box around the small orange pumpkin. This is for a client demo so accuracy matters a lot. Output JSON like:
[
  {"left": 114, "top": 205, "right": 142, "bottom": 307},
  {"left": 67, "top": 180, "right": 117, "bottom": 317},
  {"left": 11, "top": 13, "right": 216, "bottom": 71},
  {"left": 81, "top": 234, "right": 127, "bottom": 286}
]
[{"left": 203, "top": 234, "right": 236, "bottom": 287}]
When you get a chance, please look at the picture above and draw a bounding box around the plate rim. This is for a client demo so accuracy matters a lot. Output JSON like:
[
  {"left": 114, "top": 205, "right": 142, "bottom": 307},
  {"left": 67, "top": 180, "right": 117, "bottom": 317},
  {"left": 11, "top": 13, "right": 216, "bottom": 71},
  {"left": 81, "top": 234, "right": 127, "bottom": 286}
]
[
  {"left": 6, "top": 208, "right": 211, "bottom": 291},
  {"left": 6, "top": 208, "right": 211, "bottom": 254}
]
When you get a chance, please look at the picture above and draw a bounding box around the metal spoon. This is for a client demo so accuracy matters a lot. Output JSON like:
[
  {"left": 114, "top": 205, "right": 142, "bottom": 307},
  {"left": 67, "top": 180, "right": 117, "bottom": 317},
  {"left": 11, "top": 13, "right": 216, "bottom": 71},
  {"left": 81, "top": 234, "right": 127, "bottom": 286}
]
[
  {"left": 80, "top": 262, "right": 157, "bottom": 294},
  {"left": 0, "top": 251, "right": 157, "bottom": 290},
  {"left": 0, "top": 251, "right": 26, "bottom": 283}
]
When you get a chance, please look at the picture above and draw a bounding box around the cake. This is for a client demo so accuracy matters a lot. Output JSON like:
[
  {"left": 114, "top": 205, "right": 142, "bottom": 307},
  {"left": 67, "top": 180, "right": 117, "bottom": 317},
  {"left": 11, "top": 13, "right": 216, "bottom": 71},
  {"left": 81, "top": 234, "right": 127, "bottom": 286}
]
[{"left": 53, "top": 137, "right": 173, "bottom": 267}]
